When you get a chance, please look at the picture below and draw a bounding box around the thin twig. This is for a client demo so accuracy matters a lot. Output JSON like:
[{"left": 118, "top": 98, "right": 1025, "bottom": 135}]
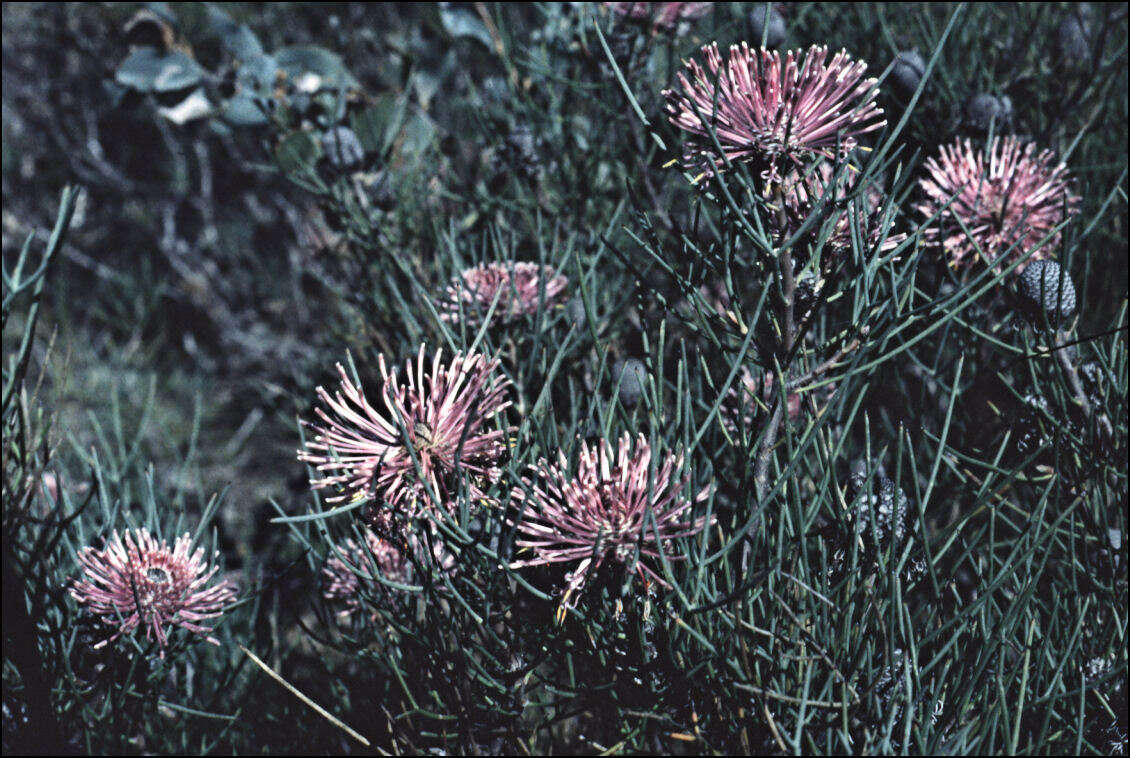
[
  {"left": 767, "top": 589, "right": 859, "bottom": 703},
  {"left": 754, "top": 188, "right": 799, "bottom": 501},
  {"left": 475, "top": 3, "right": 519, "bottom": 89},
  {"left": 787, "top": 338, "right": 861, "bottom": 390},
  {"left": 239, "top": 645, "right": 371, "bottom": 747}
]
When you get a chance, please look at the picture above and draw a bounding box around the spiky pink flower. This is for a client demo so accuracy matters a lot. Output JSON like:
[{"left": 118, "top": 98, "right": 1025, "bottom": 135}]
[
  {"left": 298, "top": 347, "right": 513, "bottom": 517},
  {"left": 323, "top": 529, "right": 409, "bottom": 617},
  {"left": 439, "top": 262, "right": 568, "bottom": 328},
  {"left": 915, "top": 136, "right": 1078, "bottom": 273},
  {"left": 608, "top": 2, "right": 710, "bottom": 31},
  {"left": 664, "top": 43, "right": 885, "bottom": 180},
  {"left": 70, "top": 528, "right": 237, "bottom": 652},
  {"left": 771, "top": 160, "right": 905, "bottom": 258},
  {"left": 511, "top": 434, "right": 709, "bottom": 609}
]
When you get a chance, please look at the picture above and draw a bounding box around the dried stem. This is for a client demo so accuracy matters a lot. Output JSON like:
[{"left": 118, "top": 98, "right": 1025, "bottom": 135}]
[{"left": 1054, "top": 328, "right": 1114, "bottom": 440}]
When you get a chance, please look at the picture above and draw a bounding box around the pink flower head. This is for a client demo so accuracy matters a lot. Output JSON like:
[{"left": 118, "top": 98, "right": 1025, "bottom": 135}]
[
  {"left": 439, "top": 262, "right": 568, "bottom": 328},
  {"left": 299, "top": 347, "right": 514, "bottom": 518},
  {"left": 664, "top": 43, "right": 885, "bottom": 181},
  {"left": 771, "top": 160, "right": 905, "bottom": 259},
  {"left": 70, "top": 528, "right": 237, "bottom": 652},
  {"left": 323, "top": 529, "right": 409, "bottom": 617},
  {"left": 915, "top": 136, "right": 1078, "bottom": 273},
  {"left": 511, "top": 433, "right": 709, "bottom": 613},
  {"left": 608, "top": 2, "right": 710, "bottom": 31}
]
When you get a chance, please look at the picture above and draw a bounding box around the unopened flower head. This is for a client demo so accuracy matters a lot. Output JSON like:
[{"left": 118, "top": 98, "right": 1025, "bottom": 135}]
[
  {"left": 723, "top": 366, "right": 802, "bottom": 435},
  {"left": 70, "top": 528, "right": 237, "bottom": 652},
  {"left": 771, "top": 160, "right": 906, "bottom": 259},
  {"left": 828, "top": 475, "right": 925, "bottom": 585},
  {"left": 916, "top": 136, "right": 1078, "bottom": 273},
  {"left": 664, "top": 43, "right": 885, "bottom": 181},
  {"left": 608, "top": 2, "right": 710, "bottom": 31},
  {"left": 511, "top": 433, "right": 709, "bottom": 610},
  {"left": 323, "top": 529, "right": 409, "bottom": 616},
  {"left": 439, "top": 262, "right": 568, "bottom": 327},
  {"left": 299, "top": 347, "right": 513, "bottom": 517}
]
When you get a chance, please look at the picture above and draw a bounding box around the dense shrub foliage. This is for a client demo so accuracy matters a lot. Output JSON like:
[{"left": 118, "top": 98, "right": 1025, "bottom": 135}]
[{"left": 3, "top": 3, "right": 1127, "bottom": 754}]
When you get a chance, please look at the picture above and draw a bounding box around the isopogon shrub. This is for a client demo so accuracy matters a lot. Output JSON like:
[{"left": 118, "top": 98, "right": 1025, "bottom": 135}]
[{"left": 3, "top": 3, "right": 1126, "bottom": 755}]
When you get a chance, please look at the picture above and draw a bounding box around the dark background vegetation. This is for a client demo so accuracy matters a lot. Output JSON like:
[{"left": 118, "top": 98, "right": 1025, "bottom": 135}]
[{"left": 3, "top": 2, "right": 1127, "bottom": 754}]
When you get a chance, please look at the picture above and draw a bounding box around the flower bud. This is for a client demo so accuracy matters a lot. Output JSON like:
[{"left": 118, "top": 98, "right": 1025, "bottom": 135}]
[
  {"left": 964, "top": 93, "right": 1012, "bottom": 133},
  {"left": 890, "top": 49, "right": 926, "bottom": 98},
  {"left": 747, "top": 4, "right": 786, "bottom": 48},
  {"left": 613, "top": 358, "right": 647, "bottom": 407}
]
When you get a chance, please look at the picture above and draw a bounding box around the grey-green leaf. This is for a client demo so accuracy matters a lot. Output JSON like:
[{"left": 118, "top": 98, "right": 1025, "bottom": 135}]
[
  {"left": 275, "top": 46, "right": 358, "bottom": 92},
  {"left": 116, "top": 48, "right": 205, "bottom": 93},
  {"left": 275, "top": 130, "right": 322, "bottom": 174},
  {"left": 221, "top": 91, "right": 270, "bottom": 127},
  {"left": 398, "top": 113, "right": 436, "bottom": 160},
  {"left": 438, "top": 3, "right": 493, "bottom": 48},
  {"left": 350, "top": 94, "right": 408, "bottom": 157},
  {"left": 236, "top": 53, "right": 278, "bottom": 93},
  {"left": 206, "top": 5, "right": 262, "bottom": 59}
]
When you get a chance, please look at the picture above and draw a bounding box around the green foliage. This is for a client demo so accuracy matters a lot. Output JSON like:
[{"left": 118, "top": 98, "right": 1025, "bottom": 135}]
[
  {"left": 116, "top": 48, "right": 206, "bottom": 93},
  {"left": 111, "top": 3, "right": 362, "bottom": 130}
]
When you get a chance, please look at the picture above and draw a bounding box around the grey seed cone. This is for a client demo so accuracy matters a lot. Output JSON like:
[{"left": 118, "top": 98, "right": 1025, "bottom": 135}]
[
  {"left": 1018, "top": 259, "right": 1076, "bottom": 325},
  {"left": 612, "top": 358, "right": 647, "bottom": 407}
]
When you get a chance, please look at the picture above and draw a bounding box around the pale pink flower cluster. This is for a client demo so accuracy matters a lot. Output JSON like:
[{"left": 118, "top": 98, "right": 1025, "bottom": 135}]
[
  {"left": 772, "top": 161, "right": 906, "bottom": 258},
  {"left": 915, "top": 136, "right": 1078, "bottom": 273},
  {"left": 510, "top": 433, "right": 709, "bottom": 608},
  {"left": 607, "top": 2, "right": 710, "bottom": 31},
  {"left": 323, "top": 529, "right": 409, "bottom": 616},
  {"left": 299, "top": 347, "right": 513, "bottom": 517},
  {"left": 664, "top": 43, "right": 885, "bottom": 181},
  {"left": 70, "top": 528, "right": 237, "bottom": 652},
  {"left": 439, "top": 262, "right": 569, "bottom": 328}
]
